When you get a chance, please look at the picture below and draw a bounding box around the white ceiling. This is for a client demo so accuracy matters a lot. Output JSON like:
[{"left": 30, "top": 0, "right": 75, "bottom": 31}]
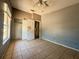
[{"left": 10, "top": 0, "right": 79, "bottom": 15}]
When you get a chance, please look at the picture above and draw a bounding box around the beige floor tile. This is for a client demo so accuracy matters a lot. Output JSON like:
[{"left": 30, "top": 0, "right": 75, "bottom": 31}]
[
  {"left": 3, "top": 39, "right": 79, "bottom": 59},
  {"left": 74, "top": 52, "right": 79, "bottom": 59},
  {"left": 12, "top": 55, "right": 22, "bottom": 59},
  {"left": 3, "top": 54, "right": 12, "bottom": 59}
]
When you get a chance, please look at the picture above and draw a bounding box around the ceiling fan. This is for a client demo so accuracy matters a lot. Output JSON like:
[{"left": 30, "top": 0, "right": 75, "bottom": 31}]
[
  {"left": 37, "top": 0, "right": 49, "bottom": 6},
  {"left": 30, "top": 0, "right": 49, "bottom": 12}
]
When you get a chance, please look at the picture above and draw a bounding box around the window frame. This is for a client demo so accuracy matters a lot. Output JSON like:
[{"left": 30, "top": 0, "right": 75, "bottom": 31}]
[{"left": 3, "top": 3, "right": 11, "bottom": 44}]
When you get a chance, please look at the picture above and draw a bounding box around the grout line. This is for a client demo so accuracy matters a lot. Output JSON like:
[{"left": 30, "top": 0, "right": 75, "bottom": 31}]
[
  {"left": 19, "top": 44, "right": 24, "bottom": 59},
  {"left": 58, "top": 48, "right": 68, "bottom": 59},
  {"left": 11, "top": 41, "right": 16, "bottom": 59},
  {"left": 10, "top": 43, "right": 13, "bottom": 59}
]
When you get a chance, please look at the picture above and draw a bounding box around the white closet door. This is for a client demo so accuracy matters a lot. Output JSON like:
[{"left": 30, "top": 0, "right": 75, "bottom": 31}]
[{"left": 22, "top": 19, "right": 34, "bottom": 40}]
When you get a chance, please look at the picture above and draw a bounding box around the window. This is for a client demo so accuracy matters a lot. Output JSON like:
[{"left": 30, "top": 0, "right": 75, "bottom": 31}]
[{"left": 3, "top": 3, "right": 11, "bottom": 44}]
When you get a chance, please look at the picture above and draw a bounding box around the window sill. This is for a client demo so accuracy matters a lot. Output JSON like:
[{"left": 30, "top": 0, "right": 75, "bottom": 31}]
[{"left": 3, "top": 39, "right": 8, "bottom": 45}]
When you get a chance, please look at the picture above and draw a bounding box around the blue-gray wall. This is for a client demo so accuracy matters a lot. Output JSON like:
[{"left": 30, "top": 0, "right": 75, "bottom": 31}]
[{"left": 41, "top": 3, "right": 79, "bottom": 50}]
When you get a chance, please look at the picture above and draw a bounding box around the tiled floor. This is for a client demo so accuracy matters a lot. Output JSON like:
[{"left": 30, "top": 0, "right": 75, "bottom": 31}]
[{"left": 2, "top": 39, "right": 79, "bottom": 59}]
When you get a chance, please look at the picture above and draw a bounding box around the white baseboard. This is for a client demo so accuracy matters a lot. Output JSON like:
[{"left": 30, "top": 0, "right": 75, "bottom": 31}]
[{"left": 43, "top": 38, "right": 79, "bottom": 52}]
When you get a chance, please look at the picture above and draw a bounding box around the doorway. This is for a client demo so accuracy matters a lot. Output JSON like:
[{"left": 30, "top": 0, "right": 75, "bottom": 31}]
[
  {"left": 14, "top": 19, "right": 22, "bottom": 40},
  {"left": 35, "top": 21, "right": 39, "bottom": 39},
  {"left": 22, "top": 19, "right": 34, "bottom": 40}
]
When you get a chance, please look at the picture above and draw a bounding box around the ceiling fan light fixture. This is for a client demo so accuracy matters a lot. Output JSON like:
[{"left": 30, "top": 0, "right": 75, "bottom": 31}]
[
  {"left": 31, "top": 0, "right": 49, "bottom": 13},
  {"left": 31, "top": 9, "right": 35, "bottom": 12}
]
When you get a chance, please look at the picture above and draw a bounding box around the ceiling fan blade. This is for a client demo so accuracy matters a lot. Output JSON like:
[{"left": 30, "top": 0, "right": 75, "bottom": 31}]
[
  {"left": 44, "top": 1, "right": 49, "bottom": 6},
  {"left": 39, "top": 0, "right": 43, "bottom": 4}
]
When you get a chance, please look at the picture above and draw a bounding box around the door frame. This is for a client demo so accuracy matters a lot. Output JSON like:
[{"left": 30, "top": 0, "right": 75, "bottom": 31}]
[{"left": 34, "top": 21, "right": 40, "bottom": 39}]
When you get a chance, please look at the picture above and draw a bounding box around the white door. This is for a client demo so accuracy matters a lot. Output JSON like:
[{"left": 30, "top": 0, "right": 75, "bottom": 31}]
[{"left": 22, "top": 19, "right": 34, "bottom": 40}]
